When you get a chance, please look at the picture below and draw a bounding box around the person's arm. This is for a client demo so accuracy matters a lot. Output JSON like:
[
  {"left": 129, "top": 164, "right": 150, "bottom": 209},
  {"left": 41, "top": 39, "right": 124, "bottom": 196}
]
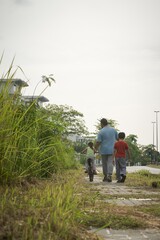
[
  {"left": 113, "top": 148, "right": 116, "bottom": 158},
  {"left": 93, "top": 146, "right": 97, "bottom": 154},
  {"left": 113, "top": 144, "right": 117, "bottom": 164},
  {"left": 81, "top": 147, "right": 87, "bottom": 154},
  {"left": 95, "top": 131, "right": 102, "bottom": 152},
  {"left": 94, "top": 141, "right": 100, "bottom": 152},
  {"left": 112, "top": 149, "right": 116, "bottom": 165}
]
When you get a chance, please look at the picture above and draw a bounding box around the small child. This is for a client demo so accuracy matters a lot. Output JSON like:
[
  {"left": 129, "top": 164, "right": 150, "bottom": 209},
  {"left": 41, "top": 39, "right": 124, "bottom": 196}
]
[
  {"left": 113, "top": 132, "right": 130, "bottom": 183},
  {"left": 82, "top": 142, "right": 97, "bottom": 174}
]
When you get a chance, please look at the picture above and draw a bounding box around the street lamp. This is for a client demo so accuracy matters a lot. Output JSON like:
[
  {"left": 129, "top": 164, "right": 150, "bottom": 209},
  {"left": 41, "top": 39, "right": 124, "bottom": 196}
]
[
  {"left": 151, "top": 121, "right": 156, "bottom": 148},
  {"left": 154, "top": 111, "right": 159, "bottom": 152},
  {"left": 151, "top": 121, "right": 156, "bottom": 162}
]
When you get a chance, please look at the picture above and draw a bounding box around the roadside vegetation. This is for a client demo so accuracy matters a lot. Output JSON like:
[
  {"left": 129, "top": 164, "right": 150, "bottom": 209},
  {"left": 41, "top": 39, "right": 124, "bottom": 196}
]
[
  {"left": 0, "top": 63, "right": 101, "bottom": 239},
  {"left": 0, "top": 63, "right": 88, "bottom": 185}
]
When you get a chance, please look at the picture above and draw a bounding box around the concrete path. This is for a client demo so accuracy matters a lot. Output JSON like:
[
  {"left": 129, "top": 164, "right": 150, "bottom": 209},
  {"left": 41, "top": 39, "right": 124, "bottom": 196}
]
[
  {"left": 92, "top": 180, "right": 159, "bottom": 206},
  {"left": 85, "top": 166, "right": 160, "bottom": 240}
]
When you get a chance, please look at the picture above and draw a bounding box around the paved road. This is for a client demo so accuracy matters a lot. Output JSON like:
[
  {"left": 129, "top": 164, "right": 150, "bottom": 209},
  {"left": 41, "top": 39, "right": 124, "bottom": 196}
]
[
  {"left": 96, "top": 165, "right": 160, "bottom": 174},
  {"left": 91, "top": 228, "right": 160, "bottom": 240},
  {"left": 126, "top": 166, "right": 160, "bottom": 174}
]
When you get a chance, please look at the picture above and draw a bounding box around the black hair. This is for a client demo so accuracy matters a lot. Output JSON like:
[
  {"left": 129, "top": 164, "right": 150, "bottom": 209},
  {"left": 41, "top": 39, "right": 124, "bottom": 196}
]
[
  {"left": 118, "top": 132, "right": 125, "bottom": 139},
  {"left": 88, "top": 142, "right": 93, "bottom": 149},
  {"left": 100, "top": 118, "right": 108, "bottom": 126}
]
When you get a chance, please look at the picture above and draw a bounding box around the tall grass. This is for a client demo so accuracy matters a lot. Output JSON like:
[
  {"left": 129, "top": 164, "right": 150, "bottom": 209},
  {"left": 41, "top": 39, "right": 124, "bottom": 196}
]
[
  {"left": 0, "top": 62, "right": 100, "bottom": 240},
  {"left": 0, "top": 64, "right": 79, "bottom": 184}
]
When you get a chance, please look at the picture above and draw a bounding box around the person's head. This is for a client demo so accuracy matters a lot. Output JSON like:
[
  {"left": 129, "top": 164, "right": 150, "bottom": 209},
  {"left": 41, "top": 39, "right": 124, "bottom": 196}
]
[
  {"left": 100, "top": 118, "right": 108, "bottom": 128},
  {"left": 88, "top": 142, "right": 93, "bottom": 148},
  {"left": 118, "top": 132, "right": 125, "bottom": 140}
]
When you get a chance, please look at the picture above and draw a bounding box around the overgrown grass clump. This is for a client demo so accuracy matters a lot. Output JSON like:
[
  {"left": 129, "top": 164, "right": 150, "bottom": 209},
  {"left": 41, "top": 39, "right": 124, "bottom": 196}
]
[{"left": 0, "top": 75, "right": 79, "bottom": 184}]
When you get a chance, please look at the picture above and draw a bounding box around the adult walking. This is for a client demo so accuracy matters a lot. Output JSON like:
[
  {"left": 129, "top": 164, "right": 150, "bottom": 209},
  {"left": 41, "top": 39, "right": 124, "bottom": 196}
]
[{"left": 95, "top": 118, "right": 118, "bottom": 182}]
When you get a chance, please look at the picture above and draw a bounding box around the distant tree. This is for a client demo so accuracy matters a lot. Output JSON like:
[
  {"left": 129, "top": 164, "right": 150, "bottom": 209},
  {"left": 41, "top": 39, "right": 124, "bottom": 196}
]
[
  {"left": 125, "top": 134, "right": 138, "bottom": 144},
  {"left": 125, "top": 134, "right": 142, "bottom": 165},
  {"left": 140, "top": 144, "right": 160, "bottom": 165},
  {"left": 94, "top": 118, "right": 119, "bottom": 133},
  {"left": 45, "top": 104, "right": 88, "bottom": 136}
]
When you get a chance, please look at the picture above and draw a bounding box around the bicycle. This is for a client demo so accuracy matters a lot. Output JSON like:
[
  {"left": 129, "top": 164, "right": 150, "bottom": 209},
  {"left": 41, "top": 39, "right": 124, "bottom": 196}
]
[{"left": 87, "top": 158, "right": 94, "bottom": 182}]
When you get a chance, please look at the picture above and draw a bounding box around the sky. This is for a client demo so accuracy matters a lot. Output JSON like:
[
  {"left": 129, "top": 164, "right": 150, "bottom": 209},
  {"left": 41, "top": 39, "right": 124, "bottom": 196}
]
[{"left": 0, "top": 0, "right": 160, "bottom": 148}]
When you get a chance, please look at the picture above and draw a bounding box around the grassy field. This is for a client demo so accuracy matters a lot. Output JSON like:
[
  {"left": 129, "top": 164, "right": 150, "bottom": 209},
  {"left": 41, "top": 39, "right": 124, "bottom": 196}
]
[{"left": 0, "top": 168, "right": 160, "bottom": 239}]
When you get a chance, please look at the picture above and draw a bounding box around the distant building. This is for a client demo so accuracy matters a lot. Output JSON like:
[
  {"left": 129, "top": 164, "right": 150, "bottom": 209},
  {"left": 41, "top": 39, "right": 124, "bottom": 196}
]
[
  {"left": 0, "top": 79, "right": 49, "bottom": 107},
  {"left": 67, "top": 134, "right": 83, "bottom": 142},
  {"left": 0, "top": 78, "right": 28, "bottom": 95},
  {"left": 67, "top": 134, "right": 96, "bottom": 143},
  {"left": 22, "top": 95, "right": 49, "bottom": 107}
]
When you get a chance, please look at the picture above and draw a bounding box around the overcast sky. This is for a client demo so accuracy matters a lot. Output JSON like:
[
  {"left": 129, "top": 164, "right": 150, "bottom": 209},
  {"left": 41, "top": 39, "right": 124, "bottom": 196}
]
[{"left": 0, "top": 0, "right": 160, "bottom": 148}]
